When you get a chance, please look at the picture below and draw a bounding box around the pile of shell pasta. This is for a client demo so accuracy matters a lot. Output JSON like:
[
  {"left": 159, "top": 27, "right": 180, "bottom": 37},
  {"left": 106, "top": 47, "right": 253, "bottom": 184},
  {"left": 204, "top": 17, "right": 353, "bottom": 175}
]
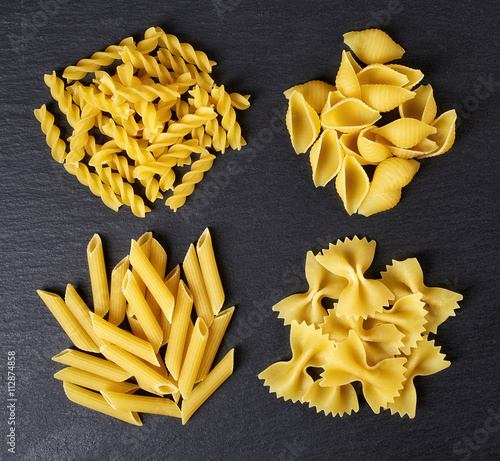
[
  {"left": 284, "top": 29, "right": 457, "bottom": 216},
  {"left": 34, "top": 27, "right": 250, "bottom": 217},
  {"left": 259, "top": 236, "right": 463, "bottom": 418}
]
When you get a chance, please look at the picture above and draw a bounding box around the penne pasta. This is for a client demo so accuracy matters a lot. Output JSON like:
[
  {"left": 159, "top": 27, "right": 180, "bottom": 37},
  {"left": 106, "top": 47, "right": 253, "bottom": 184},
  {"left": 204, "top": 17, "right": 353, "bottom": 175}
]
[
  {"left": 178, "top": 318, "right": 209, "bottom": 399},
  {"left": 100, "top": 344, "right": 177, "bottom": 395},
  {"left": 183, "top": 243, "right": 213, "bottom": 326},
  {"left": 160, "top": 265, "right": 181, "bottom": 346},
  {"left": 164, "top": 280, "right": 193, "bottom": 381},
  {"left": 181, "top": 349, "right": 234, "bottom": 425},
  {"left": 52, "top": 348, "right": 132, "bottom": 382},
  {"left": 108, "top": 255, "right": 129, "bottom": 326},
  {"left": 197, "top": 228, "right": 224, "bottom": 316},
  {"left": 102, "top": 391, "right": 181, "bottom": 418},
  {"left": 86, "top": 234, "right": 110, "bottom": 317},
  {"left": 146, "top": 238, "right": 168, "bottom": 322},
  {"left": 129, "top": 239, "right": 175, "bottom": 322},
  {"left": 131, "top": 232, "right": 152, "bottom": 296},
  {"left": 196, "top": 306, "right": 234, "bottom": 383},
  {"left": 122, "top": 270, "right": 163, "bottom": 352},
  {"left": 63, "top": 382, "right": 142, "bottom": 426},
  {"left": 126, "top": 309, "right": 148, "bottom": 342},
  {"left": 63, "top": 284, "right": 105, "bottom": 350},
  {"left": 90, "top": 312, "right": 160, "bottom": 366},
  {"left": 37, "top": 290, "right": 98, "bottom": 352},
  {"left": 54, "top": 367, "right": 139, "bottom": 394}
]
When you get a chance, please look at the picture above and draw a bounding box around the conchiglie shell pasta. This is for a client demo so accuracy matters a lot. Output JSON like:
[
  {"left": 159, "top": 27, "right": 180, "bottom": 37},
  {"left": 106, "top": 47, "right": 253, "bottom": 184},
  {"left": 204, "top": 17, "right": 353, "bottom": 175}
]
[
  {"left": 357, "top": 126, "right": 392, "bottom": 163},
  {"left": 321, "top": 98, "right": 381, "bottom": 133},
  {"left": 374, "top": 118, "right": 436, "bottom": 149},
  {"left": 358, "top": 188, "right": 402, "bottom": 216},
  {"left": 369, "top": 157, "right": 420, "bottom": 195},
  {"left": 284, "top": 80, "right": 336, "bottom": 114},
  {"left": 286, "top": 91, "right": 321, "bottom": 154},
  {"left": 361, "top": 84, "right": 415, "bottom": 112},
  {"left": 335, "top": 155, "right": 370, "bottom": 215},
  {"left": 357, "top": 64, "right": 409, "bottom": 87},
  {"left": 386, "top": 138, "right": 438, "bottom": 159},
  {"left": 343, "top": 29, "right": 405, "bottom": 65},
  {"left": 336, "top": 50, "right": 361, "bottom": 99},
  {"left": 399, "top": 84, "right": 437, "bottom": 124},
  {"left": 320, "top": 91, "right": 346, "bottom": 115},
  {"left": 340, "top": 132, "right": 374, "bottom": 166},
  {"left": 386, "top": 64, "right": 424, "bottom": 90},
  {"left": 310, "top": 129, "right": 343, "bottom": 187},
  {"left": 418, "top": 110, "right": 457, "bottom": 158}
]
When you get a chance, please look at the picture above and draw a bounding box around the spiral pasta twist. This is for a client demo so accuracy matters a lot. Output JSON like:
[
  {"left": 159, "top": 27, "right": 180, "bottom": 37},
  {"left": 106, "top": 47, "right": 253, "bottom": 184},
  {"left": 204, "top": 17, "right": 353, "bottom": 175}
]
[
  {"left": 87, "top": 141, "right": 135, "bottom": 183},
  {"left": 211, "top": 85, "right": 244, "bottom": 150},
  {"left": 66, "top": 104, "right": 101, "bottom": 164},
  {"left": 33, "top": 105, "right": 67, "bottom": 163},
  {"left": 44, "top": 71, "right": 80, "bottom": 128},
  {"left": 166, "top": 150, "right": 216, "bottom": 211}
]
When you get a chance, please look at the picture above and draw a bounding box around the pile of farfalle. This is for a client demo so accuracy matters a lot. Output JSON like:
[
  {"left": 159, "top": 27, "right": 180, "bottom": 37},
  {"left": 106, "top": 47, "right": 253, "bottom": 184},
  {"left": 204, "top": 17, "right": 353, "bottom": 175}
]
[
  {"left": 35, "top": 26, "right": 250, "bottom": 217},
  {"left": 284, "top": 29, "right": 457, "bottom": 216},
  {"left": 259, "top": 236, "right": 463, "bottom": 418}
]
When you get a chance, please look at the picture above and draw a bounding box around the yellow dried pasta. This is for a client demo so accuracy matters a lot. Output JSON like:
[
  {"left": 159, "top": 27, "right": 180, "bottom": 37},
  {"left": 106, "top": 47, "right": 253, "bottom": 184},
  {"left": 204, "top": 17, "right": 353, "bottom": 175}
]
[
  {"left": 260, "top": 236, "right": 462, "bottom": 418},
  {"left": 283, "top": 29, "right": 459, "bottom": 215},
  {"left": 34, "top": 26, "right": 250, "bottom": 217},
  {"left": 38, "top": 229, "right": 235, "bottom": 425}
]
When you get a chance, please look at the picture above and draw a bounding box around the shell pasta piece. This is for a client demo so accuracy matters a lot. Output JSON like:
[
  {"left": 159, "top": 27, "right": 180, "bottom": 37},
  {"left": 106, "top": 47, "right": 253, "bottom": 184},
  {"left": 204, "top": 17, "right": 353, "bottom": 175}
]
[
  {"left": 399, "top": 84, "right": 437, "bottom": 124},
  {"left": 321, "top": 98, "right": 381, "bottom": 133},
  {"left": 374, "top": 118, "right": 437, "bottom": 149},
  {"left": 360, "top": 84, "right": 415, "bottom": 112},
  {"left": 343, "top": 29, "right": 405, "bottom": 64},
  {"left": 286, "top": 91, "right": 321, "bottom": 153},
  {"left": 368, "top": 157, "right": 420, "bottom": 196},
  {"left": 284, "top": 80, "right": 335, "bottom": 113},
  {"left": 335, "top": 155, "right": 370, "bottom": 215},
  {"left": 309, "top": 129, "right": 343, "bottom": 187},
  {"left": 335, "top": 50, "right": 361, "bottom": 99}
]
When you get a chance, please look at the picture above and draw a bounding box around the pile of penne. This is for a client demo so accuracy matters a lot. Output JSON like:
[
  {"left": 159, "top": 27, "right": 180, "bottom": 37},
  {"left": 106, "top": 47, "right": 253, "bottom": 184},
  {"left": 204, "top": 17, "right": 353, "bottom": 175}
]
[{"left": 37, "top": 229, "right": 234, "bottom": 425}]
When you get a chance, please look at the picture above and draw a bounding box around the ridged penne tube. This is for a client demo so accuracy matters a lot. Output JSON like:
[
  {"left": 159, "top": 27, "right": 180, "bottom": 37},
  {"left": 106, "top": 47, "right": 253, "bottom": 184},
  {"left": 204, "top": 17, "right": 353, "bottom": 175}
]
[
  {"left": 369, "top": 157, "right": 420, "bottom": 195},
  {"left": 100, "top": 344, "right": 177, "bottom": 395},
  {"left": 309, "top": 129, "right": 343, "bottom": 187},
  {"left": 132, "top": 232, "right": 152, "bottom": 297},
  {"left": 52, "top": 349, "right": 132, "bottom": 382},
  {"left": 387, "top": 64, "right": 424, "bottom": 89},
  {"left": 183, "top": 243, "right": 213, "bottom": 326},
  {"left": 419, "top": 109, "right": 457, "bottom": 158},
  {"left": 182, "top": 349, "right": 234, "bottom": 425},
  {"left": 129, "top": 239, "right": 174, "bottom": 322},
  {"left": 33, "top": 105, "right": 67, "bottom": 163},
  {"left": 361, "top": 84, "right": 415, "bottom": 113},
  {"left": 165, "top": 280, "right": 193, "bottom": 381},
  {"left": 37, "top": 290, "right": 98, "bottom": 352},
  {"left": 286, "top": 91, "right": 321, "bottom": 154},
  {"left": 321, "top": 98, "right": 381, "bottom": 133},
  {"left": 63, "top": 382, "right": 142, "bottom": 426},
  {"left": 64, "top": 284, "right": 106, "bottom": 350},
  {"left": 374, "top": 118, "right": 437, "bottom": 149},
  {"left": 283, "top": 80, "right": 335, "bottom": 113},
  {"left": 160, "top": 265, "right": 181, "bottom": 346},
  {"left": 102, "top": 391, "right": 181, "bottom": 417},
  {"left": 87, "top": 234, "right": 110, "bottom": 317},
  {"left": 146, "top": 238, "right": 168, "bottom": 322},
  {"left": 357, "top": 126, "right": 392, "bottom": 163},
  {"left": 335, "top": 50, "right": 361, "bottom": 99},
  {"left": 178, "top": 318, "right": 209, "bottom": 399},
  {"left": 399, "top": 84, "right": 437, "bottom": 124},
  {"left": 196, "top": 306, "right": 234, "bottom": 383},
  {"left": 122, "top": 270, "right": 163, "bottom": 352},
  {"left": 197, "top": 228, "right": 224, "bottom": 315},
  {"left": 54, "top": 367, "right": 139, "bottom": 394},
  {"left": 358, "top": 188, "right": 402, "bottom": 217},
  {"left": 126, "top": 310, "right": 148, "bottom": 342},
  {"left": 335, "top": 155, "right": 370, "bottom": 215},
  {"left": 357, "top": 64, "right": 409, "bottom": 87},
  {"left": 343, "top": 29, "right": 405, "bottom": 65},
  {"left": 108, "top": 255, "right": 129, "bottom": 326},
  {"left": 90, "top": 312, "right": 160, "bottom": 366}
]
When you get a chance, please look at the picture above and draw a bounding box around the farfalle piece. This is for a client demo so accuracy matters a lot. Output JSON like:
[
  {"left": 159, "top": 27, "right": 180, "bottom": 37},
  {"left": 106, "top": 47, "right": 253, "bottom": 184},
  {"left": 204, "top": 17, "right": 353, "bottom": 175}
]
[
  {"left": 258, "top": 321, "right": 334, "bottom": 404},
  {"left": 388, "top": 336, "right": 450, "bottom": 418},
  {"left": 316, "top": 236, "right": 394, "bottom": 319},
  {"left": 320, "top": 330, "right": 407, "bottom": 413},
  {"left": 302, "top": 380, "right": 359, "bottom": 417},
  {"left": 380, "top": 258, "right": 463, "bottom": 334},
  {"left": 273, "top": 251, "right": 346, "bottom": 326}
]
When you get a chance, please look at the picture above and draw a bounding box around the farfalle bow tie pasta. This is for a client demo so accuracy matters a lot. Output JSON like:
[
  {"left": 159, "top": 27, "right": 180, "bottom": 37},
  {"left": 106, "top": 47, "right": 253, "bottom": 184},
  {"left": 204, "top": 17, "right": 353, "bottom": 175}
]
[
  {"left": 34, "top": 27, "right": 250, "bottom": 217},
  {"left": 260, "top": 236, "right": 463, "bottom": 418},
  {"left": 284, "top": 29, "right": 457, "bottom": 216}
]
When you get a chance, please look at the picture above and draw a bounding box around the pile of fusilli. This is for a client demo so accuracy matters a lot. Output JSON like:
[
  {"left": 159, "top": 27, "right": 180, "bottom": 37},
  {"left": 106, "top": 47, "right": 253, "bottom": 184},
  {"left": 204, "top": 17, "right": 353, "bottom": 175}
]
[{"left": 35, "top": 27, "right": 250, "bottom": 217}]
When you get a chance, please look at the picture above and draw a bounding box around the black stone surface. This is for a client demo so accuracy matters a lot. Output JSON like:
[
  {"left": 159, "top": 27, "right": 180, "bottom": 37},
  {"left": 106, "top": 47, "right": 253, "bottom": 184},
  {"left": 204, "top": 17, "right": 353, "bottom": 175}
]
[{"left": 1, "top": 0, "right": 499, "bottom": 459}]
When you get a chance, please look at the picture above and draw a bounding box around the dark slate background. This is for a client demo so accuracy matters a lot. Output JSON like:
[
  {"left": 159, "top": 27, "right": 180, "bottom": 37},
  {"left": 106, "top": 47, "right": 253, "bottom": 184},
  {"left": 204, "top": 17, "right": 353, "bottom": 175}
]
[{"left": 1, "top": 0, "right": 499, "bottom": 460}]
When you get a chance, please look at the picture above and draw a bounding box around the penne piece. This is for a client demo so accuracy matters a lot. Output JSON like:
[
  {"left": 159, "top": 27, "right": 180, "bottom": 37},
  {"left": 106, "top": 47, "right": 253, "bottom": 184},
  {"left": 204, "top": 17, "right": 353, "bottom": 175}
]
[
  {"left": 54, "top": 367, "right": 139, "bottom": 394},
  {"left": 86, "top": 234, "right": 110, "bottom": 317},
  {"left": 102, "top": 391, "right": 181, "bottom": 418}
]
